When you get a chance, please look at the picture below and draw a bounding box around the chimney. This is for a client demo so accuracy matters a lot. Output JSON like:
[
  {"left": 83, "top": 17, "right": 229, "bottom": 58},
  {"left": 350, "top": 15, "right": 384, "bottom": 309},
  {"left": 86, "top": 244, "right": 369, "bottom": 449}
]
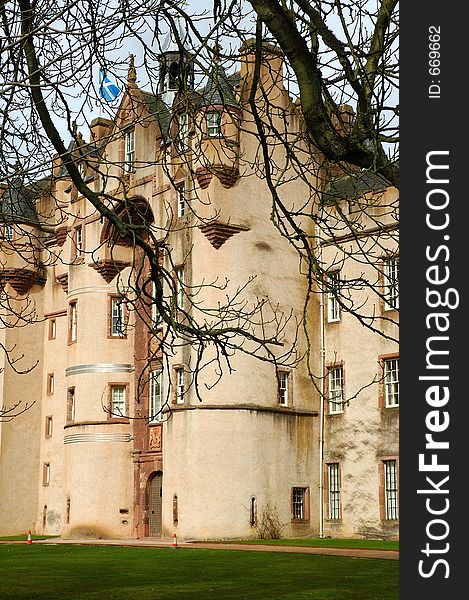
[
  {"left": 239, "top": 38, "right": 285, "bottom": 101},
  {"left": 51, "top": 153, "right": 62, "bottom": 177},
  {"left": 89, "top": 117, "right": 113, "bottom": 144}
]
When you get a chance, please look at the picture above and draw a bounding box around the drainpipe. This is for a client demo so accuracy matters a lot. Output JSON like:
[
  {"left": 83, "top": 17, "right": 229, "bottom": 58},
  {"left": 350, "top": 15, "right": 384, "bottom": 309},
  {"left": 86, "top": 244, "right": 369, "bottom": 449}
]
[{"left": 318, "top": 278, "right": 326, "bottom": 538}]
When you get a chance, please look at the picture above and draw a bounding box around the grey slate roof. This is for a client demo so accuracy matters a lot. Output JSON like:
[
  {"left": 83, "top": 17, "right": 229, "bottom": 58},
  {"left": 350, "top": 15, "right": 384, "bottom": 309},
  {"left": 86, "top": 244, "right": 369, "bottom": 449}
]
[
  {"left": 140, "top": 91, "right": 171, "bottom": 137},
  {"left": 0, "top": 177, "right": 49, "bottom": 225},
  {"left": 322, "top": 170, "right": 391, "bottom": 204},
  {"left": 199, "top": 63, "right": 239, "bottom": 108},
  {"left": 57, "top": 140, "right": 102, "bottom": 178}
]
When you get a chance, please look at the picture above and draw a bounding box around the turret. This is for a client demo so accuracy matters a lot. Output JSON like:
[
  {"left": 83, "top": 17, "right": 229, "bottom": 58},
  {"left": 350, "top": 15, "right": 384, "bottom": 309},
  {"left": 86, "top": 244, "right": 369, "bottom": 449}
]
[
  {"left": 157, "top": 16, "right": 194, "bottom": 107},
  {"left": 193, "top": 47, "right": 241, "bottom": 196},
  {"left": 0, "top": 169, "right": 47, "bottom": 294}
]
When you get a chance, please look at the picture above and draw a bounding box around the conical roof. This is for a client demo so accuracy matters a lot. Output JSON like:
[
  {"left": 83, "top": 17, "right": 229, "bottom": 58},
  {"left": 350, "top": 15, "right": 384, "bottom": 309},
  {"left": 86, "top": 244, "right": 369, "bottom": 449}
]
[
  {"left": 0, "top": 176, "right": 45, "bottom": 225},
  {"left": 200, "top": 62, "right": 239, "bottom": 108}
]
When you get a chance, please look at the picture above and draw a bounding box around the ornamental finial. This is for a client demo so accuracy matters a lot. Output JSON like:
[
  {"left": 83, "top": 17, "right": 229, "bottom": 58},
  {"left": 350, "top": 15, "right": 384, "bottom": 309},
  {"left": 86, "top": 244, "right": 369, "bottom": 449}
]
[{"left": 128, "top": 54, "right": 137, "bottom": 84}]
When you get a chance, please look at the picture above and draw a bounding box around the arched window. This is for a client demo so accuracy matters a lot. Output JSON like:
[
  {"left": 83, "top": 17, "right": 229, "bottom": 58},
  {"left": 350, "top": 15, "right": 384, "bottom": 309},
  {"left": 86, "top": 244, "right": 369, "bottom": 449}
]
[
  {"left": 249, "top": 496, "right": 257, "bottom": 527},
  {"left": 100, "top": 196, "right": 154, "bottom": 247}
]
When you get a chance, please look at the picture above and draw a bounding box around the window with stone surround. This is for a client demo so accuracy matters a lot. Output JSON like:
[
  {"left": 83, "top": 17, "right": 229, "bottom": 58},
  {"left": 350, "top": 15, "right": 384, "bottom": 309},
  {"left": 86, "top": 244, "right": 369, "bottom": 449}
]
[
  {"left": 149, "top": 369, "right": 163, "bottom": 423},
  {"left": 1, "top": 224, "right": 14, "bottom": 241},
  {"left": 45, "top": 416, "right": 53, "bottom": 438},
  {"left": 291, "top": 486, "right": 310, "bottom": 522},
  {"left": 383, "top": 256, "right": 399, "bottom": 310},
  {"left": 328, "top": 365, "right": 344, "bottom": 414},
  {"left": 68, "top": 301, "right": 77, "bottom": 344},
  {"left": 67, "top": 387, "right": 75, "bottom": 422},
  {"left": 384, "top": 357, "right": 399, "bottom": 407},
  {"left": 379, "top": 354, "right": 399, "bottom": 408},
  {"left": 278, "top": 370, "right": 290, "bottom": 406},
  {"left": 109, "top": 295, "right": 126, "bottom": 338},
  {"left": 124, "top": 128, "right": 135, "bottom": 172},
  {"left": 43, "top": 462, "right": 50, "bottom": 486},
  {"left": 327, "top": 271, "right": 341, "bottom": 322},
  {"left": 177, "top": 181, "right": 186, "bottom": 218},
  {"left": 175, "top": 367, "right": 185, "bottom": 404},
  {"left": 327, "top": 463, "right": 341, "bottom": 520},
  {"left": 47, "top": 373, "right": 54, "bottom": 395},
  {"left": 206, "top": 111, "right": 222, "bottom": 137},
  {"left": 110, "top": 384, "right": 127, "bottom": 417},
  {"left": 49, "top": 318, "right": 56, "bottom": 340},
  {"left": 380, "top": 458, "right": 399, "bottom": 521}
]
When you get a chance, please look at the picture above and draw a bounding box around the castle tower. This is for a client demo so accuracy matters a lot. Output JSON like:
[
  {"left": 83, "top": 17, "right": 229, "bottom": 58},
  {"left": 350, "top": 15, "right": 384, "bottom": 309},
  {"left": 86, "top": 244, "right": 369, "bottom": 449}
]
[{"left": 0, "top": 171, "right": 48, "bottom": 535}]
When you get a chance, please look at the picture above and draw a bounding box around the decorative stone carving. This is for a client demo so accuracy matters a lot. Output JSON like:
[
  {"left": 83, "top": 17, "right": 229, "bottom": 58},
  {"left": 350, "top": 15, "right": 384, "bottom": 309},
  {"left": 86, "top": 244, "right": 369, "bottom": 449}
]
[
  {"left": 0, "top": 268, "right": 46, "bottom": 295},
  {"left": 212, "top": 165, "right": 240, "bottom": 188},
  {"left": 195, "top": 167, "right": 213, "bottom": 189},
  {"left": 89, "top": 259, "right": 130, "bottom": 283},
  {"left": 55, "top": 226, "right": 68, "bottom": 247},
  {"left": 148, "top": 425, "right": 162, "bottom": 451},
  {"left": 56, "top": 273, "right": 68, "bottom": 293},
  {"left": 195, "top": 165, "right": 240, "bottom": 190},
  {"left": 199, "top": 221, "right": 249, "bottom": 249}
]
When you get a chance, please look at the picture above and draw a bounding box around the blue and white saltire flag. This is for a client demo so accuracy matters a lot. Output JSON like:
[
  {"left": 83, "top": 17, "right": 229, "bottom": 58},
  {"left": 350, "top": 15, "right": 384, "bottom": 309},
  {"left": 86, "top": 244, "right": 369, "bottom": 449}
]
[{"left": 99, "top": 70, "right": 121, "bottom": 102}]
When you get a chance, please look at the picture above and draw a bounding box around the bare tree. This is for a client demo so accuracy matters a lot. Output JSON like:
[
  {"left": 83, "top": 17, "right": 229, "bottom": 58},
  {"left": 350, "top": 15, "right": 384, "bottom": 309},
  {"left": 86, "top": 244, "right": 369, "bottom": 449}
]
[{"left": 0, "top": 0, "right": 398, "bottom": 419}]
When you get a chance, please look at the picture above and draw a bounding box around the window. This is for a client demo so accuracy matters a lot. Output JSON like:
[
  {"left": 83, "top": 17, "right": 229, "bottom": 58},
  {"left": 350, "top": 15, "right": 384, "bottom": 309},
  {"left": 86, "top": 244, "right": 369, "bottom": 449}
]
[
  {"left": 328, "top": 463, "right": 341, "bottom": 519},
  {"left": 175, "top": 368, "right": 185, "bottom": 404},
  {"left": 178, "top": 113, "right": 188, "bottom": 149},
  {"left": 47, "top": 373, "right": 54, "bottom": 395},
  {"left": 175, "top": 267, "right": 184, "bottom": 309},
  {"left": 111, "top": 385, "right": 126, "bottom": 417},
  {"left": 278, "top": 371, "right": 289, "bottom": 406},
  {"left": 328, "top": 366, "right": 344, "bottom": 414},
  {"left": 67, "top": 387, "right": 75, "bottom": 422},
  {"left": 384, "top": 460, "right": 399, "bottom": 520},
  {"left": 1, "top": 224, "right": 14, "bottom": 241},
  {"left": 125, "top": 128, "right": 135, "bottom": 172},
  {"left": 149, "top": 370, "right": 163, "bottom": 423},
  {"left": 49, "top": 318, "right": 56, "bottom": 340},
  {"left": 74, "top": 226, "right": 83, "bottom": 257},
  {"left": 206, "top": 111, "right": 222, "bottom": 136},
  {"left": 327, "top": 271, "right": 340, "bottom": 322},
  {"left": 45, "top": 416, "right": 53, "bottom": 438},
  {"left": 177, "top": 182, "right": 186, "bottom": 218},
  {"left": 292, "top": 487, "right": 309, "bottom": 521},
  {"left": 43, "top": 463, "right": 50, "bottom": 486},
  {"left": 110, "top": 296, "right": 125, "bottom": 337},
  {"left": 69, "top": 301, "right": 77, "bottom": 343},
  {"left": 173, "top": 495, "right": 179, "bottom": 527},
  {"left": 383, "top": 257, "right": 399, "bottom": 310},
  {"left": 384, "top": 358, "right": 399, "bottom": 407},
  {"left": 249, "top": 497, "right": 257, "bottom": 527}
]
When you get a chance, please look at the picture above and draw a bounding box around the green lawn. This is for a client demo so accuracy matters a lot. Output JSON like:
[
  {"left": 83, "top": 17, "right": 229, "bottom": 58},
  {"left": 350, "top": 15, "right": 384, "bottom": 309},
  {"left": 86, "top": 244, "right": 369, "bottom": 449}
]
[{"left": 0, "top": 544, "right": 398, "bottom": 599}]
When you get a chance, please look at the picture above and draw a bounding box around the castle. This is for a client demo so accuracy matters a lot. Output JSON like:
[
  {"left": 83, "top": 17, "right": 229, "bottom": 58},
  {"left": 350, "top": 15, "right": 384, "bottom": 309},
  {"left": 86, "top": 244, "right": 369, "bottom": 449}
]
[{"left": 0, "top": 31, "right": 399, "bottom": 541}]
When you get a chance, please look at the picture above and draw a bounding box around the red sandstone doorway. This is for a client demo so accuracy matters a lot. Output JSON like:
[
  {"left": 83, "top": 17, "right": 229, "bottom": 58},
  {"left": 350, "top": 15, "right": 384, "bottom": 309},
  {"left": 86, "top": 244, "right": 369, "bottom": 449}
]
[{"left": 148, "top": 472, "right": 163, "bottom": 537}]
